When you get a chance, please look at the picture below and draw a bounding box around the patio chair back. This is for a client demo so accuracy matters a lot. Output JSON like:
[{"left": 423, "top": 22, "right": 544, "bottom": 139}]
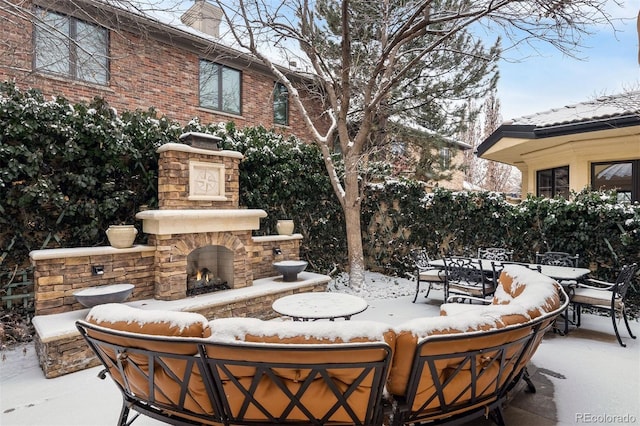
[
  {"left": 442, "top": 256, "right": 497, "bottom": 300},
  {"left": 535, "top": 251, "right": 579, "bottom": 267},
  {"left": 478, "top": 247, "right": 513, "bottom": 262},
  {"left": 411, "top": 249, "right": 444, "bottom": 302},
  {"left": 571, "top": 263, "right": 638, "bottom": 347}
]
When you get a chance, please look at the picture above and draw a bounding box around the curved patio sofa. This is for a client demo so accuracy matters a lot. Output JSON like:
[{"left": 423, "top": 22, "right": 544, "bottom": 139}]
[{"left": 76, "top": 265, "right": 567, "bottom": 426}]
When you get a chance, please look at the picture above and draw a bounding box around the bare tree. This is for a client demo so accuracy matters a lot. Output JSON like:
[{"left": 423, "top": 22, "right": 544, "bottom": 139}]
[
  {"left": 462, "top": 91, "right": 520, "bottom": 193},
  {"left": 461, "top": 98, "right": 483, "bottom": 188},
  {"left": 481, "top": 92, "right": 519, "bottom": 192},
  {"left": 209, "top": 0, "right": 617, "bottom": 287}
]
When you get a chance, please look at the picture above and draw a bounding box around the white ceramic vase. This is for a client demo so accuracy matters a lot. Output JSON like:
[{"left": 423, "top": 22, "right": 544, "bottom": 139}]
[
  {"left": 106, "top": 225, "right": 138, "bottom": 248},
  {"left": 276, "top": 220, "right": 294, "bottom": 235}
]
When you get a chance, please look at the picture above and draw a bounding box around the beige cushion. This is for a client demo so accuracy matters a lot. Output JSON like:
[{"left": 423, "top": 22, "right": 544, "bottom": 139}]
[
  {"left": 86, "top": 303, "right": 211, "bottom": 338},
  {"left": 572, "top": 288, "right": 618, "bottom": 309},
  {"left": 419, "top": 269, "right": 445, "bottom": 282},
  {"left": 208, "top": 317, "right": 395, "bottom": 346}
]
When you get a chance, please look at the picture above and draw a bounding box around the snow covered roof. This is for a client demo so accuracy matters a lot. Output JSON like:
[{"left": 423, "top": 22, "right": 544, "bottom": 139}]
[
  {"left": 506, "top": 91, "right": 640, "bottom": 127},
  {"left": 477, "top": 91, "right": 640, "bottom": 157}
]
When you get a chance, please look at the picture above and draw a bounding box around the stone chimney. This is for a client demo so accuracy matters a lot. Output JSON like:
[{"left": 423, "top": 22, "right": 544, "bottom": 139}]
[{"left": 181, "top": 0, "right": 223, "bottom": 38}]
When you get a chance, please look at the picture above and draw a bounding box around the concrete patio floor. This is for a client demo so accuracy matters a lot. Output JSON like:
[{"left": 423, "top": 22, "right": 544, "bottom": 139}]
[{"left": 2, "top": 276, "right": 638, "bottom": 426}]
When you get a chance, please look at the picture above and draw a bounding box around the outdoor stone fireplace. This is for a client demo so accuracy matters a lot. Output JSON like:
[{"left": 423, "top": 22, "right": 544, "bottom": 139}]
[
  {"left": 135, "top": 135, "right": 270, "bottom": 300},
  {"left": 30, "top": 133, "right": 321, "bottom": 316},
  {"left": 29, "top": 132, "right": 332, "bottom": 378}
]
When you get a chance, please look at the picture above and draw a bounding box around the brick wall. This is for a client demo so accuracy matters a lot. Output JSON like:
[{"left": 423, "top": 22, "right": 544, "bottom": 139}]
[{"left": 0, "top": 0, "right": 327, "bottom": 143}]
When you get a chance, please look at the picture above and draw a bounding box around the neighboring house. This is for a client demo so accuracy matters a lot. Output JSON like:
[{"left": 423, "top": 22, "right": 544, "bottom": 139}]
[
  {"left": 0, "top": 0, "right": 325, "bottom": 142},
  {"left": 0, "top": 0, "right": 465, "bottom": 190},
  {"left": 477, "top": 91, "right": 640, "bottom": 202},
  {"left": 382, "top": 119, "right": 472, "bottom": 191}
]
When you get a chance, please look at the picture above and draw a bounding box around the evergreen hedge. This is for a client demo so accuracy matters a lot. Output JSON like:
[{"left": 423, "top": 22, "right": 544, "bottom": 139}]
[{"left": 1, "top": 83, "right": 638, "bottom": 316}]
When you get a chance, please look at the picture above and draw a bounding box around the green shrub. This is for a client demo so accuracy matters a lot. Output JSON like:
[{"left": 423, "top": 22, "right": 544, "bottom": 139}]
[
  {"left": 2, "top": 82, "right": 637, "bottom": 315},
  {"left": 0, "top": 82, "right": 179, "bottom": 264}
]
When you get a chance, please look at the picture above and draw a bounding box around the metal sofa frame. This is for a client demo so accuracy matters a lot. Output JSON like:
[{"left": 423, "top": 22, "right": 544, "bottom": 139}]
[
  {"left": 388, "top": 288, "right": 568, "bottom": 426},
  {"left": 76, "top": 321, "right": 393, "bottom": 426},
  {"left": 76, "top": 278, "right": 567, "bottom": 426}
]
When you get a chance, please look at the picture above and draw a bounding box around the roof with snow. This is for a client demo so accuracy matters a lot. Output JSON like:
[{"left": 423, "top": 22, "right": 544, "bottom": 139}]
[{"left": 477, "top": 91, "right": 640, "bottom": 157}]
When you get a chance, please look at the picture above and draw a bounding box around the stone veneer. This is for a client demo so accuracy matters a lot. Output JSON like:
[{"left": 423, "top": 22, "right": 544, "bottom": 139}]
[
  {"left": 30, "top": 235, "right": 303, "bottom": 316},
  {"left": 34, "top": 276, "right": 329, "bottom": 378},
  {"left": 29, "top": 137, "right": 332, "bottom": 378}
]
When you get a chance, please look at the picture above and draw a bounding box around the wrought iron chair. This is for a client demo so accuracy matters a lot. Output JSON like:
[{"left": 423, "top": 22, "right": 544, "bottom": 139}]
[
  {"left": 477, "top": 247, "right": 514, "bottom": 262},
  {"left": 442, "top": 256, "right": 498, "bottom": 301},
  {"left": 571, "top": 263, "right": 638, "bottom": 347},
  {"left": 535, "top": 251, "right": 579, "bottom": 267},
  {"left": 411, "top": 249, "right": 445, "bottom": 302}
]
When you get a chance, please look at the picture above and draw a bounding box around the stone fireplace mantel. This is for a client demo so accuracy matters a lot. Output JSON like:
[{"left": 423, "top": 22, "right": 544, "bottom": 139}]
[{"left": 136, "top": 209, "right": 267, "bottom": 235}]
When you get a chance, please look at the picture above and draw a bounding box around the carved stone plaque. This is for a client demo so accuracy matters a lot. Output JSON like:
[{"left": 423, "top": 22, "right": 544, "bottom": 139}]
[{"left": 189, "top": 161, "right": 226, "bottom": 200}]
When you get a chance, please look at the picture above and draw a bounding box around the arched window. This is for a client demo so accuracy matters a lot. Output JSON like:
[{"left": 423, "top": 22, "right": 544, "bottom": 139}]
[{"left": 273, "top": 82, "right": 289, "bottom": 126}]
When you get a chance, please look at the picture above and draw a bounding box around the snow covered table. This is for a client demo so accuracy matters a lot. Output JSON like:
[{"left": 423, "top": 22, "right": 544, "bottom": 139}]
[{"left": 272, "top": 292, "right": 368, "bottom": 321}]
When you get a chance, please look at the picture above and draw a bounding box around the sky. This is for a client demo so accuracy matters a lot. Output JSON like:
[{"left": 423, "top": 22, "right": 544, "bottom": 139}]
[
  {"left": 155, "top": 1, "right": 639, "bottom": 122},
  {"left": 496, "top": 2, "right": 640, "bottom": 120},
  {"left": 1, "top": 271, "right": 638, "bottom": 425}
]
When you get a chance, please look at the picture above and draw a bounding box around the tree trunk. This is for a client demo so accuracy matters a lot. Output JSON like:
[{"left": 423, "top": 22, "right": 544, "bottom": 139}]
[{"left": 342, "top": 152, "right": 365, "bottom": 288}]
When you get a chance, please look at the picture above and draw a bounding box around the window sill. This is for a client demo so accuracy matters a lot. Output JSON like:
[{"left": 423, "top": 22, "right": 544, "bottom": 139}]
[
  {"left": 196, "top": 107, "right": 243, "bottom": 120},
  {"left": 34, "top": 72, "right": 113, "bottom": 92}
]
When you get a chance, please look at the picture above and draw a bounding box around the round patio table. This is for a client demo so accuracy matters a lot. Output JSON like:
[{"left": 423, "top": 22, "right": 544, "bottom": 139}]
[{"left": 272, "top": 292, "right": 368, "bottom": 321}]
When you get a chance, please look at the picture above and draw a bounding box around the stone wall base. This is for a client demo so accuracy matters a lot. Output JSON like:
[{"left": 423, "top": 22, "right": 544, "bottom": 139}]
[{"left": 35, "top": 279, "right": 328, "bottom": 378}]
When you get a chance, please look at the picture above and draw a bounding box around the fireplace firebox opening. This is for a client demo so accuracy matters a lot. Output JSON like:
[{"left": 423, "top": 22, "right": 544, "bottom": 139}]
[{"left": 186, "top": 245, "right": 233, "bottom": 296}]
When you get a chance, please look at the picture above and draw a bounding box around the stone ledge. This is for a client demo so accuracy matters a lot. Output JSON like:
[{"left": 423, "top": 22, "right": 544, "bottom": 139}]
[
  {"left": 33, "top": 271, "right": 331, "bottom": 342},
  {"left": 136, "top": 209, "right": 267, "bottom": 234},
  {"left": 252, "top": 234, "right": 304, "bottom": 242},
  {"left": 158, "top": 142, "right": 243, "bottom": 159},
  {"left": 29, "top": 245, "right": 155, "bottom": 260},
  {"left": 32, "top": 272, "right": 332, "bottom": 378}
]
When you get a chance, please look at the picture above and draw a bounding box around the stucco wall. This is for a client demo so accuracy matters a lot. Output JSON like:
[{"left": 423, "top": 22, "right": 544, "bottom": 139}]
[{"left": 519, "top": 132, "right": 640, "bottom": 196}]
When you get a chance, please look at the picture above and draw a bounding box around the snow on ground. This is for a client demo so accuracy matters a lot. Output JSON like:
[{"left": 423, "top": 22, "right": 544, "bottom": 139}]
[{"left": 1, "top": 272, "right": 639, "bottom": 425}]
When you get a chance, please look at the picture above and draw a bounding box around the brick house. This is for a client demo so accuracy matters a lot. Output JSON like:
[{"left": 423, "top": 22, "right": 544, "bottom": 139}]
[
  {"left": 0, "top": 0, "right": 325, "bottom": 142},
  {"left": 1, "top": 0, "right": 470, "bottom": 189}
]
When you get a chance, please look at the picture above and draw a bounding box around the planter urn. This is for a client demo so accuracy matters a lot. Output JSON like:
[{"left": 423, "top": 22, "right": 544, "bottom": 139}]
[
  {"left": 106, "top": 225, "right": 138, "bottom": 248},
  {"left": 276, "top": 220, "right": 295, "bottom": 235}
]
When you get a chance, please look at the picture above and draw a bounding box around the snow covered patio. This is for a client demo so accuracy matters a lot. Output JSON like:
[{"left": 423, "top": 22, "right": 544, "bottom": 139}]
[{"left": 2, "top": 272, "right": 639, "bottom": 426}]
